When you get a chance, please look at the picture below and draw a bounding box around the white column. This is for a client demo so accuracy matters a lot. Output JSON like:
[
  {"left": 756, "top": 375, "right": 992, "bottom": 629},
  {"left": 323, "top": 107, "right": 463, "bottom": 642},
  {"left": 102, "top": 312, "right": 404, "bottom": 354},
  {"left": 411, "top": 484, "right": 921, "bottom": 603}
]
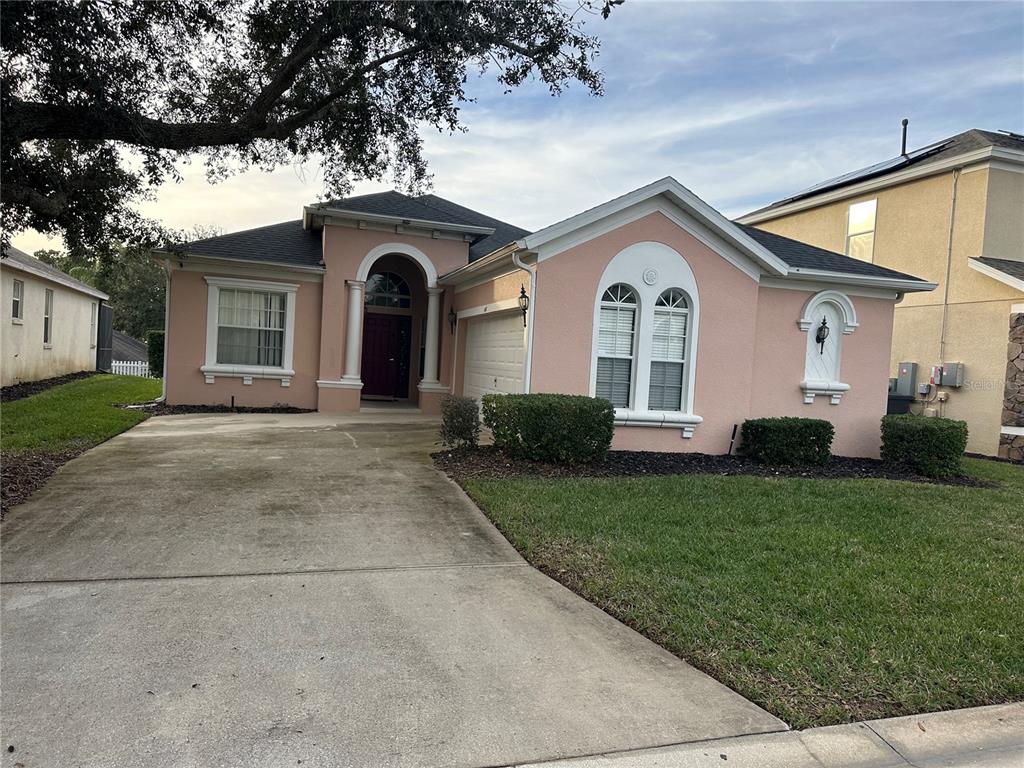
[
  {"left": 421, "top": 287, "right": 443, "bottom": 386},
  {"left": 342, "top": 280, "right": 365, "bottom": 382}
]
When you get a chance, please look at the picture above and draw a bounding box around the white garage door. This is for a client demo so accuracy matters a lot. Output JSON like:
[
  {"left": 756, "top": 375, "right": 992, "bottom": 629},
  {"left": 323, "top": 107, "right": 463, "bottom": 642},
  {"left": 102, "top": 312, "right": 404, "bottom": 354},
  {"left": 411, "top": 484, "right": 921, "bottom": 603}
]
[{"left": 463, "top": 311, "right": 526, "bottom": 401}]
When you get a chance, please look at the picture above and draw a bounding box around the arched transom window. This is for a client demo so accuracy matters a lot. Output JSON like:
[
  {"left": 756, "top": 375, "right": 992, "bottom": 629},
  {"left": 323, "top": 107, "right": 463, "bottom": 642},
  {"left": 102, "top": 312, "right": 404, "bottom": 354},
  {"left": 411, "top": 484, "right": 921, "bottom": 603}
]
[
  {"left": 595, "top": 283, "right": 637, "bottom": 408},
  {"left": 649, "top": 288, "right": 690, "bottom": 411},
  {"left": 365, "top": 272, "right": 411, "bottom": 308}
]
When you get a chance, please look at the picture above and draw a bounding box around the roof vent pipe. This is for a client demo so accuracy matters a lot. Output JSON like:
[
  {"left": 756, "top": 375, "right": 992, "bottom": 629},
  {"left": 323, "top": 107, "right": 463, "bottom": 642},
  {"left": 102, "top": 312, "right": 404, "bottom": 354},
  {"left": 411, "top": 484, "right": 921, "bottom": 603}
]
[{"left": 900, "top": 118, "right": 909, "bottom": 156}]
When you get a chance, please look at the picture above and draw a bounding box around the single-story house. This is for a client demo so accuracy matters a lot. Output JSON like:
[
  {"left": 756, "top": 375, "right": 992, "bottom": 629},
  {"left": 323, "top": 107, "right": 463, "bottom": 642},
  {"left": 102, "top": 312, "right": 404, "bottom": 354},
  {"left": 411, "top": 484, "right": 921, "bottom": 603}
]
[
  {"left": 160, "top": 177, "right": 936, "bottom": 456},
  {"left": 2, "top": 246, "right": 108, "bottom": 387}
]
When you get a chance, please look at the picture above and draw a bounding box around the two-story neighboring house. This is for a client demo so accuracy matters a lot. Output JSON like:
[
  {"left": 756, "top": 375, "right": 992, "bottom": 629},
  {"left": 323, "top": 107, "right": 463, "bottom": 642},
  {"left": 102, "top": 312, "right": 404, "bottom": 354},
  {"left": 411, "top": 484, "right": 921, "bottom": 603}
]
[{"left": 738, "top": 129, "right": 1024, "bottom": 458}]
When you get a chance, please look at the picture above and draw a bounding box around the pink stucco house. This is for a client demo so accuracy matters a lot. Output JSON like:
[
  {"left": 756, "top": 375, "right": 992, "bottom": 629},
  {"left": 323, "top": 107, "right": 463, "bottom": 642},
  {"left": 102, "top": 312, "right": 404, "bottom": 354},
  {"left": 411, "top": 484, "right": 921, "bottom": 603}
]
[{"left": 159, "top": 177, "right": 935, "bottom": 456}]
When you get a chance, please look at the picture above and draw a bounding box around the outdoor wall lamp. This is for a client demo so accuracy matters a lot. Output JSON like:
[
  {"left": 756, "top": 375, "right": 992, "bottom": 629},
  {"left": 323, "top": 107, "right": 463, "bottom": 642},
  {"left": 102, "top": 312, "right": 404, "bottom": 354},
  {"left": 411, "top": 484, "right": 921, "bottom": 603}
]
[
  {"left": 518, "top": 284, "right": 530, "bottom": 327},
  {"left": 448, "top": 306, "right": 457, "bottom": 335},
  {"left": 815, "top": 316, "right": 830, "bottom": 354}
]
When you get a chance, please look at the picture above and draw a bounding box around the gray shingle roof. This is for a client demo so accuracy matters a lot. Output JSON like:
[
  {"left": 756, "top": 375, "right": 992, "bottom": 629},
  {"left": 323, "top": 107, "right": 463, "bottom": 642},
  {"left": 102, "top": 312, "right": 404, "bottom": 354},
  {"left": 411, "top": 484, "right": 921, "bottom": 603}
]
[
  {"left": 183, "top": 193, "right": 529, "bottom": 267},
  {"left": 184, "top": 220, "right": 324, "bottom": 269},
  {"left": 746, "top": 129, "right": 1024, "bottom": 216},
  {"left": 112, "top": 330, "right": 148, "bottom": 362},
  {"left": 1, "top": 246, "right": 109, "bottom": 299},
  {"left": 737, "top": 224, "right": 928, "bottom": 282},
  {"left": 973, "top": 256, "right": 1024, "bottom": 283}
]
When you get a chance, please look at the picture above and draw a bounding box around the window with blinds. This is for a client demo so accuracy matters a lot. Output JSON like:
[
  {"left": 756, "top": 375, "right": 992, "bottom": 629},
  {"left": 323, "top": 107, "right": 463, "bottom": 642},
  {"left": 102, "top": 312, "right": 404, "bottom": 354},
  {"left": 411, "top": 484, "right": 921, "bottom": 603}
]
[
  {"left": 649, "top": 288, "right": 689, "bottom": 411},
  {"left": 595, "top": 283, "right": 636, "bottom": 408},
  {"left": 216, "top": 288, "right": 286, "bottom": 366}
]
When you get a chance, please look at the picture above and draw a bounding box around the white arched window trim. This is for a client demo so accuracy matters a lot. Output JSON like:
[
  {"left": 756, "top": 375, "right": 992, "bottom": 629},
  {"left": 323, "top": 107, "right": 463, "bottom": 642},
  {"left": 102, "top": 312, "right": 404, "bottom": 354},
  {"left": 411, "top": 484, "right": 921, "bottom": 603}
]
[
  {"left": 798, "top": 290, "right": 857, "bottom": 404},
  {"left": 589, "top": 242, "right": 703, "bottom": 437}
]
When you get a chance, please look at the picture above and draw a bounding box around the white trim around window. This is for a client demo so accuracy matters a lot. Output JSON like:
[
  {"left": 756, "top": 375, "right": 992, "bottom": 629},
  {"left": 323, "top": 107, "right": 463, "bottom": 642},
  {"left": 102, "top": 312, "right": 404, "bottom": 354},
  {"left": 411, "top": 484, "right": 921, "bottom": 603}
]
[
  {"left": 43, "top": 288, "right": 53, "bottom": 348},
  {"left": 201, "top": 276, "right": 298, "bottom": 386},
  {"left": 11, "top": 278, "right": 24, "bottom": 324},
  {"left": 589, "top": 241, "right": 703, "bottom": 437},
  {"left": 90, "top": 301, "right": 98, "bottom": 348}
]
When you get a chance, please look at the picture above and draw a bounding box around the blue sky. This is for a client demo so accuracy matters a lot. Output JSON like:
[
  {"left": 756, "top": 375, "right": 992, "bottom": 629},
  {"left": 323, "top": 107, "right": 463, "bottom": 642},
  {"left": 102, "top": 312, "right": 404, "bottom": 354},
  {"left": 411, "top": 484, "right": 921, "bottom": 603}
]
[{"left": 13, "top": 0, "right": 1024, "bottom": 253}]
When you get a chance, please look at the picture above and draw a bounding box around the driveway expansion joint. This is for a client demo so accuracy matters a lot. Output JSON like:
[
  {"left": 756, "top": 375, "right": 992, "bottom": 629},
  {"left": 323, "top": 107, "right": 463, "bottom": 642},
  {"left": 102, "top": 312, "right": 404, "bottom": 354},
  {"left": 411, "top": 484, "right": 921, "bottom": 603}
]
[{"left": 0, "top": 560, "right": 530, "bottom": 586}]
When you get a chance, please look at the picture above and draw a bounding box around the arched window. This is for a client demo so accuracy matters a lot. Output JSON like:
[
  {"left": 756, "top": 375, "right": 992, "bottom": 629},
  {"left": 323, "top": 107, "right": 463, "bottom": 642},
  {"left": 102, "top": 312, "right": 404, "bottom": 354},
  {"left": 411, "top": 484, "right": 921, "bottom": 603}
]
[
  {"left": 365, "top": 272, "right": 410, "bottom": 308},
  {"left": 595, "top": 283, "right": 637, "bottom": 408},
  {"left": 649, "top": 288, "right": 690, "bottom": 411}
]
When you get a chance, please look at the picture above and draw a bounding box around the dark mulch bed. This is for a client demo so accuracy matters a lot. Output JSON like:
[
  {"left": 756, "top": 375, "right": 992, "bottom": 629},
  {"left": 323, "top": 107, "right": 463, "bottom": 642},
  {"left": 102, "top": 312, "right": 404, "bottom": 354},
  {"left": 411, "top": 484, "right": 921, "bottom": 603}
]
[
  {"left": 119, "top": 402, "right": 314, "bottom": 415},
  {"left": 1, "top": 447, "right": 88, "bottom": 517},
  {"left": 433, "top": 446, "right": 992, "bottom": 487},
  {"left": 0, "top": 371, "right": 98, "bottom": 403}
]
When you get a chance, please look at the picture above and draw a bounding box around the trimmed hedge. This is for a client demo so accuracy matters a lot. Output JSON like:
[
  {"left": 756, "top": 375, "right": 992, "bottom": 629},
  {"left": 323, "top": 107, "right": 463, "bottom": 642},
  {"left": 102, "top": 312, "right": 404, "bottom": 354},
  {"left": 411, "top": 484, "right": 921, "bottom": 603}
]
[
  {"left": 440, "top": 395, "right": 481, "bottom": 449},
  {"left": 741, "top": 417, "right": 834, "bottom": 466},
  {"left": 881, "top": 415, "right": 967, "bottom": 478},
  {"left": 146, "top": 330, "right": 165, "bottom": 378},
  {"left": 482, "top": 393, "right": 614, "bottom": 464}
]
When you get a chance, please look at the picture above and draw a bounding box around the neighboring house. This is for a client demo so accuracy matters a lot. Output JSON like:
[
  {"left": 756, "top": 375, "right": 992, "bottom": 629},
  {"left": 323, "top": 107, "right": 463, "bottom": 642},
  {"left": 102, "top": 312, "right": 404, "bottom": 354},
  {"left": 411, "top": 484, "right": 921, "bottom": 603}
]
[
  {"left": 738, "top": 129, "right": 1024, "bottom": 458},
  {"left": 1, "top": 246, "right": 108, "bottom": 387},
  {"left": 112, "top": 330, "right": 149, "bottom": 362},
  {"left": 160, "top": 178, "right": 934, "bottom": 457}
]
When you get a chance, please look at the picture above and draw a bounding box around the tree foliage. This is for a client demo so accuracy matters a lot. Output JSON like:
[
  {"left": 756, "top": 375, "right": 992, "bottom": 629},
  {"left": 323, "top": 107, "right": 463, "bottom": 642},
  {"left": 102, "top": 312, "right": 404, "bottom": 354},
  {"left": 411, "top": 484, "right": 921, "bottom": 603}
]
[{"left": 1, "top": 0, "right": 612, "bottom": 251}]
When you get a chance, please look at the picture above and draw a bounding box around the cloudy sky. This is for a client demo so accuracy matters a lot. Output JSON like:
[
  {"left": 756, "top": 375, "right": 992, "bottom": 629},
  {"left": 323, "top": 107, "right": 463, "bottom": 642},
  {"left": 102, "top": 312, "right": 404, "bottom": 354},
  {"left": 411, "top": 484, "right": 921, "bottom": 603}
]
[{"left": 13, "top": 0, "right": 1024, "bottom": 254}]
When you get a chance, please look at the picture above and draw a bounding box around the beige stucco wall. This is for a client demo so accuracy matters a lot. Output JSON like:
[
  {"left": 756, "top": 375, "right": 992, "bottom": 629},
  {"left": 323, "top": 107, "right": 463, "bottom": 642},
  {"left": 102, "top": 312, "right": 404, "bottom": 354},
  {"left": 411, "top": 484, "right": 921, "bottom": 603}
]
[
  {"left": 984, "top": 167, "right": 1024, "bottom": 261},
  {"left": 2, "top": 266, "right": 99, "bottom": 386},
  {"left": 752, "top": 162, "right": 1024, "bottom": 455}
]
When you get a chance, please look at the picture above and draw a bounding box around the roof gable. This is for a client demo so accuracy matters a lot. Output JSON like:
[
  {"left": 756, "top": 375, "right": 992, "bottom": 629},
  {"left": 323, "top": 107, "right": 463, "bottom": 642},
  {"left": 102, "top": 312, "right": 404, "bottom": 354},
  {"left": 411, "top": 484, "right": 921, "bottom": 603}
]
[
  {"left": 517, "top": 177, "right": 791, "bottom": 279},
  {"left": 2, "top": 246, "right": 109, "bottom": 300}
]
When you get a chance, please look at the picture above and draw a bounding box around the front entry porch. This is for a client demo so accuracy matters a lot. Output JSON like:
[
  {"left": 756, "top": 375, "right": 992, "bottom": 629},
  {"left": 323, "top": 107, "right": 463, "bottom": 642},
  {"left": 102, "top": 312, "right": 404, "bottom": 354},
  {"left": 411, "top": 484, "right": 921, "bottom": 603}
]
[{"left": 316, "top": 244, "right": 451, "bottom": 414}]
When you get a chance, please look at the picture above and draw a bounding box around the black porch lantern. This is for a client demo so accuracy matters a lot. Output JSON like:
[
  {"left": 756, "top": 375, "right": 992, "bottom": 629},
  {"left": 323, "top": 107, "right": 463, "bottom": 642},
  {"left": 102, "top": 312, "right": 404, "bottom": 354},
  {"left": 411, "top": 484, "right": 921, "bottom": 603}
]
[
  {"left": 448, "top": 306, "right": 457, "bottom": 334},
  {"left": 518, "top": 284, "right": 530, "bottom": 327},
  {"left": 815, "top": 316, "right": 830, "bottom": 354}
]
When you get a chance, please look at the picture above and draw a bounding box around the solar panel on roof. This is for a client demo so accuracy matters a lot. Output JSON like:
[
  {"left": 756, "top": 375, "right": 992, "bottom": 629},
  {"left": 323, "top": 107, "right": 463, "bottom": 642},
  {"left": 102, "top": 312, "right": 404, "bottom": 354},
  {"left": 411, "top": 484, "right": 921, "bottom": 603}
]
[{"left": 784, "top": 139, "right": 954, "bottom": 202}]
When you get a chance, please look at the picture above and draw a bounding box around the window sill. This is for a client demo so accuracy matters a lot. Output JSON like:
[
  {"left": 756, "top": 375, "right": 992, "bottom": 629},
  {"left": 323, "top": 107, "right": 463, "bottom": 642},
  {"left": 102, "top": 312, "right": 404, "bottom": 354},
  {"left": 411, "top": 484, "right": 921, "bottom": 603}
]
[
  {"left": 11, "top": 318, "right": 23, "bottom": 325},
  {"left": 801, "top": 380, "right": 850, "bottom": 405},
  {"left": 200, "top": 364, "right": 295, "bottom": 387},
  {"left": 43, "top": 343, "right": 52, "bottom": 350},
  {"left": 613, "top": 409, "right": 703, "bottom": 438}
]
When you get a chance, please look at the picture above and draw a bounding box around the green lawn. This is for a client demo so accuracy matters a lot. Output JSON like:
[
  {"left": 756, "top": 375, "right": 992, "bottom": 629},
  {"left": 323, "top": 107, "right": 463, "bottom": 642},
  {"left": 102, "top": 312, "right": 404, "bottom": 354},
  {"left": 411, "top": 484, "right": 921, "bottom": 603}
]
[
  {"left": 1, "top": 374, "right": 161, "bottom": 454},
  {"left": 462, "top": 457, "right": 1024, "bottom": 728}
]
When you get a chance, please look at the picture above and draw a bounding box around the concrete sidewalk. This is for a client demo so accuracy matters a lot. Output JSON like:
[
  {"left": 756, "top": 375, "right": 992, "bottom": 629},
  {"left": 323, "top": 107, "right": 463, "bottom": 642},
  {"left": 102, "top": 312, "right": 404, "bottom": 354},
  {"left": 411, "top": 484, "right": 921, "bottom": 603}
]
[{"left": 517, "top": 702, "right": 1024, "bottom": 768}]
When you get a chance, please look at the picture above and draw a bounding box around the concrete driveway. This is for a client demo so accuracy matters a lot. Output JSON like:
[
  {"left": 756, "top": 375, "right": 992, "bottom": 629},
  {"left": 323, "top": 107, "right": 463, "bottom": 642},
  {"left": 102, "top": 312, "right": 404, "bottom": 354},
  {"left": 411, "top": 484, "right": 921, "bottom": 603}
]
[{"left": 1, "top": 413, "right": 784, "bottom": 767}]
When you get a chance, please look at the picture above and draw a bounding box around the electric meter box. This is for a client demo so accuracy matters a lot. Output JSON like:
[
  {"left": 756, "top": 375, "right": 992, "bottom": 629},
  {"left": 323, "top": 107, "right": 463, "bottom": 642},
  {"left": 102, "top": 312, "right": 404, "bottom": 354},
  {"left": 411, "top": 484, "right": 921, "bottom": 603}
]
[
  {"left": 895, "top": 362, "right": 918, "bottom": 396},
  {"left": 940, "top": 362, "right": 964, "bottom": 388}
]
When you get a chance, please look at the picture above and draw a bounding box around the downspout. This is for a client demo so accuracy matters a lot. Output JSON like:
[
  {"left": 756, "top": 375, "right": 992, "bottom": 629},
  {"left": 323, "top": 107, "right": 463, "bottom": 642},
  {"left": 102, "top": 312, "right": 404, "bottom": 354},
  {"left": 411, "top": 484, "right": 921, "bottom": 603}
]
[
  {"left": 512, "top": 250, "right": 537, "bottom": 393},
  {"left": 938, "top": 169, "right": 961, "bottom": 364},
  {"left": 157, "top": 258, "right": 171, "bottom": 402}
]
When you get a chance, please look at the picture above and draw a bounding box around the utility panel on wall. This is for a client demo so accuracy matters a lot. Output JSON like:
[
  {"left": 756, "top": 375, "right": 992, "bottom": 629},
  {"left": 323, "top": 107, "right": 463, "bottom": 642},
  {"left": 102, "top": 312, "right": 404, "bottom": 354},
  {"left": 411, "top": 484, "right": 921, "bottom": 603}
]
[{"left": 931, "top": 362, "right": 965, "bottom": 388}]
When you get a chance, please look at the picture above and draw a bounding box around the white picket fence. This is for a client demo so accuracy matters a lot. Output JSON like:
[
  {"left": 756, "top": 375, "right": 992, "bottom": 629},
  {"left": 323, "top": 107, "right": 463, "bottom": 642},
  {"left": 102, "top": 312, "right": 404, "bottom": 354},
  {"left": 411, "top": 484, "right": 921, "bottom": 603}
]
[{"left": 111, "top": 360, "right": 154, "bottom": 378}]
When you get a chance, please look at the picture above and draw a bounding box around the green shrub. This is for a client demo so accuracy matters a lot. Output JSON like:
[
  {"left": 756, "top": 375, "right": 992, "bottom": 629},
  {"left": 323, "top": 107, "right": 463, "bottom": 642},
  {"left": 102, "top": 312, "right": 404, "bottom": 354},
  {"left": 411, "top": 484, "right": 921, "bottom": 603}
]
[
  {"left": 146, "top": 330, "right": 165, "bottom": 378},
  {"left": 881, "top": 415, "right": 967, "bottom": 478},
  {"left": 482, "top": 393, "right": 614, "bottom": 464},
  {"left": 440, "top": 395, "right": 481, "bottom": 449},
  {"left": 741, "top": 417, "right": 834, "bottom": 466}
]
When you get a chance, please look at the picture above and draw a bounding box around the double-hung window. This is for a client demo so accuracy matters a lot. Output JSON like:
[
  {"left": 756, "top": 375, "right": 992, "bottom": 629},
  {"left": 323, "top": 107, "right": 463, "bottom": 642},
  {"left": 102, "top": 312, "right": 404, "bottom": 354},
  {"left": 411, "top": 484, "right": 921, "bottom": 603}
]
[
  {"left": 90, "top": 302, "right": 98, "bottom": 348},
  {"left": 846, "top": 199, "right": 876, "bottom": 262},
  {"left": 595, "top": 283, "right": 637, "bottom": 408},
  {"left": 216, "top": 288, "right": 286, "bottom": 366},
  {"left": 43, "top": 289, "right": 53, "bottom": 346},
  {"left": 648, "top": 288, "right": 689, "bottom": 411},
  {"left": 12, "top": 279, "right": 24, "bottom": 322}
]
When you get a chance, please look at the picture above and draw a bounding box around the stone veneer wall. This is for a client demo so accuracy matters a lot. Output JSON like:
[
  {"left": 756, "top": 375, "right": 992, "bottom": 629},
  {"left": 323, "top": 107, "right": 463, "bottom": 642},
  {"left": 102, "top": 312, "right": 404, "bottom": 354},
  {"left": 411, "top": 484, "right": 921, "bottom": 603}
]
[{"left": 999, "top": 311, "right": 1024, "bottom": 461}]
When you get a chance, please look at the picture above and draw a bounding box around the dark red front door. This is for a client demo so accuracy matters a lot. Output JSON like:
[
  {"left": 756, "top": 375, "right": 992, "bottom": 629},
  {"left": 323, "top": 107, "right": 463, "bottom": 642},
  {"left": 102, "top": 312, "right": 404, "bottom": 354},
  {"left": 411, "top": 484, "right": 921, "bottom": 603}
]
[{"left": 361, "top": 314, "right": 411, "bottom": 398}]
